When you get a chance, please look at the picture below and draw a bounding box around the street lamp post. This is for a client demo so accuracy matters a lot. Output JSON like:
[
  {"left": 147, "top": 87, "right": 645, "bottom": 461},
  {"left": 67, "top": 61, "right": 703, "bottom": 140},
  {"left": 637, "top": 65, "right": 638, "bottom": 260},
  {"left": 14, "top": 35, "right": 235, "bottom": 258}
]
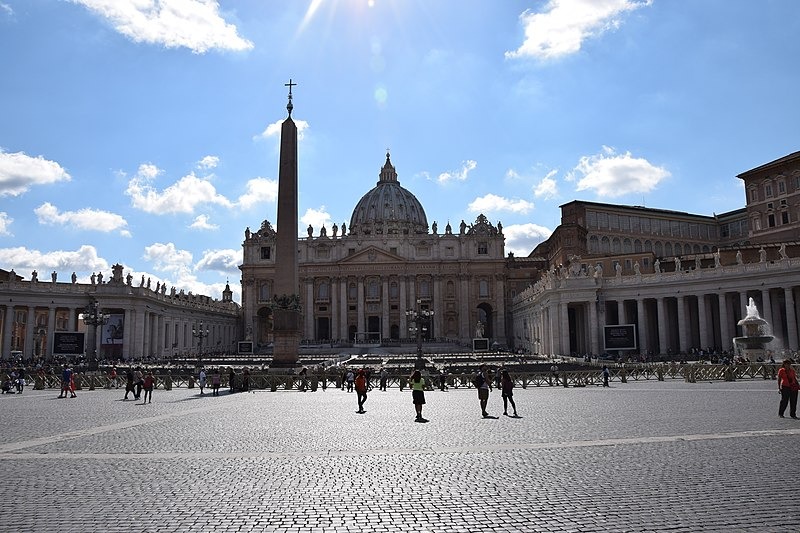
[
  {"left": 406, "top": 299, "right": 434, "bottom": 370},
  {"left": 82, "top": 301, "right": 109, "bottom": 370},
  {"left": 192, "top": 322, "right": 210, "bottom": 367}
]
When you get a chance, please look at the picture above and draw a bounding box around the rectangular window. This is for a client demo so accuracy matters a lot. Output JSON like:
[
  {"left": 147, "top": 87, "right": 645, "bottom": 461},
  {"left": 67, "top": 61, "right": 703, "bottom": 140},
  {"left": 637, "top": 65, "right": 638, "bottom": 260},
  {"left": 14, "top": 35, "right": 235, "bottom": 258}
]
[
  {"left": 620, "top": 215, "right": 630, "bottom": 231},
  {"left": 641, "top": 218, "right": 651, "bottom": 233},
  {"left": 587, "top": 211, "right": 597, "bottom": 228},
  {"left": 445, "top": 246, "right": 454, "bottom": 257},
  {"left": 768, "top": 214, "right": 775, "bottom": 228},
  {"left": 749, "top": 188, "right": 758, "bottom": 202},
  {"left": 781, "top": 211, "right": 789, "bottom": 224},
  {"left": 765, "top": 184, "right": 773, "bottom": 198},
  {"left": 478, "top": 242, "right": 488, "bottom": 255},
  {"left": 348, "top": 248, "right": 355, "bottom": 256},
  {"left": 390, "top": 247, "right": 398, "bottom": 255},
  {"left": 260, "top": 246, "right": 271, "bottom": 259},
  {"left": 598, "top": 212, "right": 608, "bottom": 228},
  {"left": 778, "top": 181, "right": 786, "bottom": 194},
  {"left": 609, "top": 214, "right": 619, "bottom": 229}
]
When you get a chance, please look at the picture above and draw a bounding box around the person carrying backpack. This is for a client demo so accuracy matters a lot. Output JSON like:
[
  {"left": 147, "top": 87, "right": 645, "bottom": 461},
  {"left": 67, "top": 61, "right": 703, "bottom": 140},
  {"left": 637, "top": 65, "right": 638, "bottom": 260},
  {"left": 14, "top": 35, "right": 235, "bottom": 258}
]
[{"left": 475, "top": 365, "right": 492, "bottom": 418}]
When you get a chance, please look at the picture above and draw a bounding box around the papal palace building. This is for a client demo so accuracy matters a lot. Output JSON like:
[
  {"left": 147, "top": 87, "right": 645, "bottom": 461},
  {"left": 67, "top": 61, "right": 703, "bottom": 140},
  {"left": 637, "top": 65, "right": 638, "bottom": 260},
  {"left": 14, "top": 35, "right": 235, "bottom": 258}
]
[
  {"left": 512, "top": 151, "right": 800, "bottom": 357},
  {"left": 3, "top": 150, "right": 800, "bottom": 361}
]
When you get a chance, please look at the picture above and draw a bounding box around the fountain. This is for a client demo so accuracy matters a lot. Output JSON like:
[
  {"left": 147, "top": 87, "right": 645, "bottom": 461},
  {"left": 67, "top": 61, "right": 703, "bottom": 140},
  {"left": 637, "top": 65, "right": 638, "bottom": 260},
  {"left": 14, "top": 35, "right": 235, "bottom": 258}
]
[{"left": 733, "top": 297, "right": 774, "bottom": 361}]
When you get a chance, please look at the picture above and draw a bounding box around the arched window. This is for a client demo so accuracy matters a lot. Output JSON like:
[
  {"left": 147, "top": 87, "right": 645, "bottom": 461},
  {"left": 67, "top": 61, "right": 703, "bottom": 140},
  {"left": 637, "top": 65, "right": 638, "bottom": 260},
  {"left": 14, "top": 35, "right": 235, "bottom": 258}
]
[
  {"left": 588, "top": 235, "right": 600, "bottom": 253},
  {"left": 665, "top": 242, "right": 673, "bottom": 257},
  {"left": 623, "top": 238, "right": 632, "bottom": 253},
  {"left": 389, "top": 281, "right": 399, "bottom": 299},
  {"left": 601, "top": 236, "right": 611, "bottom": 253},
  {"left": 612, "top": 237, "right": 621, "bottom": 253},
  {"left": 368, "top": 280, "right": 379, "bottom": 299},
  {"left": 348, "top": 283, "right": 357, "bottom": 300},
  {"left": 479, "top": 280, "right": 489, "bottom": 298},
  {"left": 634, "top": 239, "right": 642, "bottom": 253}
]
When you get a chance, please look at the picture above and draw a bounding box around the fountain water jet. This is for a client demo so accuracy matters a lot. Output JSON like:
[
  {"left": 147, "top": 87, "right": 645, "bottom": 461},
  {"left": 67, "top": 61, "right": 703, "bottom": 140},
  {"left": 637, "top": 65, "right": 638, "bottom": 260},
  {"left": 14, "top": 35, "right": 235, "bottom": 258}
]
[{"left": 733, "top": 297, "right": 774, "bottom": 361}]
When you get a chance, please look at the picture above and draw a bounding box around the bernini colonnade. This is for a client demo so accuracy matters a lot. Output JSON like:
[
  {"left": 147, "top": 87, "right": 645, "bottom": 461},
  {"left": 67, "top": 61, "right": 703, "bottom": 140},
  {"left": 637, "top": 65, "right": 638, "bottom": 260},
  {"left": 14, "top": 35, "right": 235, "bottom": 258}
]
[{"left": 513, "top": 255, "right": 800, "bottom": 358}]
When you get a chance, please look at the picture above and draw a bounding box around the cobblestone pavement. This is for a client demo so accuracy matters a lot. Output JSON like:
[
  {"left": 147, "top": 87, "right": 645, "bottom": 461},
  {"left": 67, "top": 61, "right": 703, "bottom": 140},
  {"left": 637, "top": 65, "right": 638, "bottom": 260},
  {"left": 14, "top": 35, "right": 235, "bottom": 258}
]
[{"left": 1, "top": 379, "right": 799, "bottom": 532}]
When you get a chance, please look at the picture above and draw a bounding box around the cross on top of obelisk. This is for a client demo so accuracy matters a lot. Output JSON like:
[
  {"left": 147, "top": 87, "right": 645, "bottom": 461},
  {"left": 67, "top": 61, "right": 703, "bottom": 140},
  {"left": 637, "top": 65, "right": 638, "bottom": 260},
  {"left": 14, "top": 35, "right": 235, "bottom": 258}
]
[{"left": 285, "top": 78, "right": 297, "bottom": 116}]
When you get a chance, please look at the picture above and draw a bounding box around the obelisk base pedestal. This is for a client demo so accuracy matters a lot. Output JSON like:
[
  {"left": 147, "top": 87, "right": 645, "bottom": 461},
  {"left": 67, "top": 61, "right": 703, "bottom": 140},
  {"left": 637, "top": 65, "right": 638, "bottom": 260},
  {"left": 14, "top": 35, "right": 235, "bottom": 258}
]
[{"left": 270, "top": 308, "right": 301, "bottom": 368}]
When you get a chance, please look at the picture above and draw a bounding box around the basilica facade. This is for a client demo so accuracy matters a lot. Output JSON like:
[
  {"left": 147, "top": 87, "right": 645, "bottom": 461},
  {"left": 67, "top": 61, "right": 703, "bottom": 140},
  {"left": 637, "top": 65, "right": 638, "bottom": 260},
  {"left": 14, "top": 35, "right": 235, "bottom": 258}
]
[{"left": 240, "top": 153, "right": 508, "bottom": 350}]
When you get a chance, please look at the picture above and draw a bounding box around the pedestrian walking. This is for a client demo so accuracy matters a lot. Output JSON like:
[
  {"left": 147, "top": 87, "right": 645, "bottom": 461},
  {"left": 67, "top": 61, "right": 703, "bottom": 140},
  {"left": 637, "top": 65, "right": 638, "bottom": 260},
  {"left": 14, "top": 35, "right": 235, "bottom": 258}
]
[
  {"left": 355, "top": 369, "right": 368, "bottom": 413},
  {"left": 500, "top": 369, "right": 518, "bottom": 416},
  {"left": 777, "top": 359, "right": 799, "bottom": 419},
  {"left": 198, "top": 368, "right": 207, "bottom": 395},
  {"left": 68, "top": 368, "right": 77, "bottom": 398},
  {"left": 211, "top": 368, "right": 221, "bottom": 396},
  {"left": 602, "top": 365, "right": 610, "bottom": 387},
  {"left": 474, "top": 365, "right": 492, "bottom": 418},
  {"left": 142, "top": 371, "right": 155, "bottom": 404},
  {"left": 439, "top": 369, "right": 447, "bottom": 391},
  {"left": 345, "top": 369, "right": 354, "bottom": 392},
  {"left": 410, "top": 369, "right": 427, "bottom": 422},
  {"left": 59, "top": 365, "right": 71, "bottom": 398},
  {"left": 15, "top": 368, "right": 25, "bottom": 393},
  {"left": 228, "top": 367, "right": 236, "bottom": 393},
  {"left": 379, "top": 367, "right": 388, "bottom": 391},
  {"left": 124, "top": 368, "right": 135, "bottom": 400},
  {"left": 133, "top": 368, "right": 143, "bottom": 400}
]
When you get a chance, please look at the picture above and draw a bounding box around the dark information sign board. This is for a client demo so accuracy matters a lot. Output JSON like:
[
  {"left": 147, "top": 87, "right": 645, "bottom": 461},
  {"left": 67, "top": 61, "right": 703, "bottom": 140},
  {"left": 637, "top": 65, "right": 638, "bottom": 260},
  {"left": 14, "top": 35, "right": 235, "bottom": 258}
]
[
  {"left": 53, "top": 332, "right": 85, "bottom": 355},
  {"left": 603, "top": 324, "right": 637, "bottom": 351}
]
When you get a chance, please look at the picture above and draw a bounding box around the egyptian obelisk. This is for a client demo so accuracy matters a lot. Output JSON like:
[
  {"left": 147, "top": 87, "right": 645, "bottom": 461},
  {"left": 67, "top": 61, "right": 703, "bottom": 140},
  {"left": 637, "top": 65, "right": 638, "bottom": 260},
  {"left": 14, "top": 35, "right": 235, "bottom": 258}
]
[{"left": 270, "top": 79, "right": 300, "bottom": 368}]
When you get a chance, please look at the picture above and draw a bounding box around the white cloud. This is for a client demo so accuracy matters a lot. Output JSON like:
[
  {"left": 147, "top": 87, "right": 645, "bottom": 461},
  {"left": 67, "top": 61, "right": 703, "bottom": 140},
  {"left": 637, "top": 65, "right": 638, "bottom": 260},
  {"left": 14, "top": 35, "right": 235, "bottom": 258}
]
[
  {"left": 506, "top": 0, "right": 651, "bottom": 61},
  {"left": 71, "top": 0, "right": 254, "bottom": 54},
  {"left": 195, "top": 248, "right": 240, "bottom": 274},
  {"left": 34, "top": 202, "right": 129, "bottom": 234},
  {"left": 0, "top": 244, "right": 109, "bottom": 273},
  {"left": 143, "top": 242, "right": 193, "bottom": 272},
  {"left": 189, "top": 214, "right": 218, "bottom": 230},
  {"left": 503, "top": 223, "right": 553, "bottom": 257},
  {"left": 236, "top": 177, "right": 278, "bottom": 210},
  {"left": 534, "top": 169, "right": 559, "bottom": 199},
  {"left": 0, "top": 212, "right": 12, "bottom": 236},
  {"left": 0, "top": 150, "right": 71, "bottom": 196},
  {"left": 0, "top": 3, "right": 13, "bottom": 16},
  {"left": 255, "top": 118, "right": 309, "bottom": 141},
  {"left": 300, "top": 207, "right": 333, "bottom": 234},
  {"left": 437, "top": 160, "right": 477, "bottom": 184},
  {"left": 197, "top": 155, "right": 219, "bottom": 169},
  {"left": 468, "top": 193, "right": 534, "bottom": 214},
  {"left": 126, "top": 170, "right": 232, "bottom": 214},
  {"left": 569, "top": 146, "right": 670, "bottom": 197}
]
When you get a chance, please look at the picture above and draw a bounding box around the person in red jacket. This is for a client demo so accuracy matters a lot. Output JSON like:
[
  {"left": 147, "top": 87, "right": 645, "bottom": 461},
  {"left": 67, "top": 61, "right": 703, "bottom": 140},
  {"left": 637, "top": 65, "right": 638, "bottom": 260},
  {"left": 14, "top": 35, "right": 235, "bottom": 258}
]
[
  {"left": 777, "top": 359, "right": 799, "bottom": 419},
  {"left": 354, "top": 369, "right": 368, "bottom": 413},
  {"left": 142, "top": 371, "right": 155, "bottom": 404}
]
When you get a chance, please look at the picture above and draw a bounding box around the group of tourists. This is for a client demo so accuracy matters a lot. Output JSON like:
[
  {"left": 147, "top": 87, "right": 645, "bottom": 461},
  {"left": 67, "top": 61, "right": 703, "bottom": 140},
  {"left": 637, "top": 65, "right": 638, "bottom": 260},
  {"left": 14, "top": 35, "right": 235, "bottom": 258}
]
[
  {"left": 121, "top": 367, "right": 154, "bottom": 403},
  {"left": 1, "top": 367, "right": 25, "bottom": 394},
  {"left": 341, "top": 364, "right": 520, "bottom": 423}
]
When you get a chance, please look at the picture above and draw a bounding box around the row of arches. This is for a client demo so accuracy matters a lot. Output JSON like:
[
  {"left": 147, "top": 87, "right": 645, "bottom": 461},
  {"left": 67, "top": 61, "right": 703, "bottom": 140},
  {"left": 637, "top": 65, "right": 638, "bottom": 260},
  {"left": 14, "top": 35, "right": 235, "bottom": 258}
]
[{"left": 588, "top": 235, "right": 713, "bottom": 257}]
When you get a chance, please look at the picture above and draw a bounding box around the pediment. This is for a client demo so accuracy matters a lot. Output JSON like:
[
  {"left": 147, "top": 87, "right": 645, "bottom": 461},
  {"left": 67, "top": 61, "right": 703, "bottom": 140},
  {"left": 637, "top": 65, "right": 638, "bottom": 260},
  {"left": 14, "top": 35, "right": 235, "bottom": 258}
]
[{"left": 339, "top": 246, "right": 405, "bottom": 264}]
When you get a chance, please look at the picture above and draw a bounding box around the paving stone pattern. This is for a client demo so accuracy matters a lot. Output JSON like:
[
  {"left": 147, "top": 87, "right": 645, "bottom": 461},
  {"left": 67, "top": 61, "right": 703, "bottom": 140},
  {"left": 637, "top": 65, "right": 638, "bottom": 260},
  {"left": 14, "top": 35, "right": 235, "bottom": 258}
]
[{"left": 1, "top": 380, "right": 799, "bottom": 532}]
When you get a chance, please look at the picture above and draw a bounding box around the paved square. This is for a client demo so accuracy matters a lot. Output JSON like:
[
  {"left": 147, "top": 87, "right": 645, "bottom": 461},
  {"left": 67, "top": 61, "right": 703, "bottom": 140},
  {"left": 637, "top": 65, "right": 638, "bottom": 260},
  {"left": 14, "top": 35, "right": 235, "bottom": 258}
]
[{"left": 1, "top": 379, "right": 799, "bottom": 532}]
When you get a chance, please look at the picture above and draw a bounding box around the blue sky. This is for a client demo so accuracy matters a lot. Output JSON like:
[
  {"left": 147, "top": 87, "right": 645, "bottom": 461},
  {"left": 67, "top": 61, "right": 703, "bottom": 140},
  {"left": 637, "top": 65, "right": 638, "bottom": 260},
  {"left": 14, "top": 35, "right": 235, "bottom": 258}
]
[{"left": 1, "top": 0, "right": 799, "bottom": 303}]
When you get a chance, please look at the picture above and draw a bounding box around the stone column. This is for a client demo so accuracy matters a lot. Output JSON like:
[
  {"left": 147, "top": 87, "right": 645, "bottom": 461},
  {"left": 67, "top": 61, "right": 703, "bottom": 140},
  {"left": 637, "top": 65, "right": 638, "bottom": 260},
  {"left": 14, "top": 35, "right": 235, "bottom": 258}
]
[
  {"left": 67, "top": 307, "right": 77, "bottom": 331},
  {"left": 433, "top": 275, "right": 443, "bottom": 338},
  {"left": 760, "top": 289, "right": 772, "bottom": 327},
  {"left": 330, "top": 277, "right": 339, "bottom": 342},
  {"left": 381, "top": 276, "right": 390, "bottom": 339},
  {"left": 157, "top": 314, "right": 165, "bottom": 359},
  {"left": 719, "top": 294, "right": 731, "bottom": 352},
  {"left": 618, "top": 299, "right": 627, "bottom": 324},
  {"left": 588, "top": 300, "right": 599, "bottom": 355},
  {"left": 697, "top": 294, "right": 711, "bottom": 350},
  {"left": 739, "top": 291, "right": 749, "bottom": 319},
  {"left": 785, "top": 287, "right": 798, "bottom": 351},
  {"left": 399, "top": 276, "right": 408, "bottom": 337},
  {"left": 494, "top": 274, "right": 506, "bottom": 344},
  {"left": 47, "top": 307, "right": 56, "bottom": 359},
  {"left": 1, "top": 305, "right": 13, "bottom": 358},
  {"left": 636, "top": 298, "right": 648, "bottom": 355},
  {"left": 459, "top": 274, "right": 470, "bottom": 341},
  {"left": 122, "top": 309, "right": 132, "bottom": 360},
  {"left": 559, "top": 302, "right": 570, "bottom": 356},
  {"left": 25, "top": 306, "right": 35, "bottom": 359},
  {"left": 339, "top": 279, "right": 348, "bottom": 340},
  {"left": 677, "top": 296, "right": 689, "bottom": 354},
  {"left": 357, "top": 277, "right": 365, "bottom": 341},
  {"left": 305, "top": 278, "right": 315, "bottom": 340},
  {"left": 142, "top": 310, "right": 151, "bottom": 358},
  {"left": 656, "top": 297, "right": 667, "bottom": 356},
  {"left": 132, "top": 309, "right": 144, "bottom": 359}
]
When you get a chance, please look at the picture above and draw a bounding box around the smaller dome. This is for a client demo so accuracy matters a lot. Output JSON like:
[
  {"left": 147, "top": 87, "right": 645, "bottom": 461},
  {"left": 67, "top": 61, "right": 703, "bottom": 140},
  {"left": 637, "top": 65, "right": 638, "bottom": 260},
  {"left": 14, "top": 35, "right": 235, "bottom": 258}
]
[{"left": 349, "top": 153, "right": 429, "bottom": 235}]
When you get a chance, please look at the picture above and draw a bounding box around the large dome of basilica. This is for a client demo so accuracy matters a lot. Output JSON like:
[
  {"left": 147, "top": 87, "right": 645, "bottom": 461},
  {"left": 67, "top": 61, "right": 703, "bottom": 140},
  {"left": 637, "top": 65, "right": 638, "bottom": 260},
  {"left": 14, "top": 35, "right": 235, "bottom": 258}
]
[{"left": 349, "top": 153, "right": 429, "bottom": 235}]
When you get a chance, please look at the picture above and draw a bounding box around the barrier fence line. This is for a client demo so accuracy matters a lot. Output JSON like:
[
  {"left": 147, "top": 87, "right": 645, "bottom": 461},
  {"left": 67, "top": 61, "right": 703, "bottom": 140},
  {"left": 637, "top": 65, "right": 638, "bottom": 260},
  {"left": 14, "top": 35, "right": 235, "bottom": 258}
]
[{"left": 24, "top": 363, "right": 789, "bottom": 392}]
